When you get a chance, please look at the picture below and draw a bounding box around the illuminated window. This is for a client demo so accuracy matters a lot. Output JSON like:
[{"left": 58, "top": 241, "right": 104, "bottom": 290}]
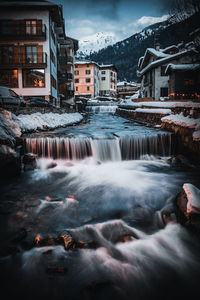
[
  {"left": 0, "top": 69, "right": 18, "bottom": 87},
  {"left": 23, "top": 69, "right": 45, "bottom": 87}
]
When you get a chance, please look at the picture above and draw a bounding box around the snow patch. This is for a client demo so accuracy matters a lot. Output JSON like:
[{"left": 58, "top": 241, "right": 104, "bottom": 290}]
[
  {"left": 183, "top": 184, "right": 200, "bottom": 214},
  {"left": 135, "top": 108, "right": 171, "bottom": 115},
  {"left": 161, "top": 113, "right": 199, "bottom": 129},
  {"left": 15, "top": 112, "right": 83, "bottom": 133}
]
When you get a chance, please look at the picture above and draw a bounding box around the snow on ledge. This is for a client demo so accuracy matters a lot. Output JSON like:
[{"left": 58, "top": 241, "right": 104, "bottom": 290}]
[
  {"left": 183, "top": 183, "right": 200, "bottom": 215},
  {"left": 15, "top": 112, "right": 83, "bottom": 133},
  {"left": 161, "top": 113, "right": 199, "bottom": 129},
  {"left": 193, "top": 130, "right": 200, "bottom": 141},
  {"left": 135, "top": 108, "right": 171, "bottom": 114},
  {"left": 119, "top": 101, "right": 200, "bottom": 109}
]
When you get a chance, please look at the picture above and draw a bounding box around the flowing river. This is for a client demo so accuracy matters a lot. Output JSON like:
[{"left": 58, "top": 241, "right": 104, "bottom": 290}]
[{"left": 1, "top": 109, "right": 200, "bottom": 300}]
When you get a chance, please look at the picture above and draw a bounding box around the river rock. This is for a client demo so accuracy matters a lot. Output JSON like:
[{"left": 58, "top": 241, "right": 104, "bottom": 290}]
[
  {"left": 23, "top": 153, "right": 37, "bottom": 170},
  {"left": 46, "top": 161, "right": 57, "bottom": 169},
  {"left": 175, "top": 183, "right": 200, "bottom": 225},
  {"left": 0, "top": 144, "right": 21, "bottom": 179}
]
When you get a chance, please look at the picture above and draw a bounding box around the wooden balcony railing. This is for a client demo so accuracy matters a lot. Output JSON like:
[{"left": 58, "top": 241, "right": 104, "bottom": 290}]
[
  {"left": 0, "top": 23, "right": 46, "bottom": 41},
  {"left": 0, "top": 52, "right": 47, "bottom": 68}
]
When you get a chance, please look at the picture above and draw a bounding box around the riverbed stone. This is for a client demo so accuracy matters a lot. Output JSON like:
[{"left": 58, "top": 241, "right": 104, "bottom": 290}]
[
  {"left": 175, "top": 183, "right": 200, "bottom": 226},
  {"left": 23, "top": 153, "right": 37, "bottom": 170}
]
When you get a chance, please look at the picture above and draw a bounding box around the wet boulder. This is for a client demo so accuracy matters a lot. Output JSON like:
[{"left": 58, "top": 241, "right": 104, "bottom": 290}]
[
  {"left": 46, "top": 161, "right": 57, "bottom": 169},
  {"left": 0, "top": 144, "right": 21, "bottom": 179},
  {"left": 23, "top": 153, "right": 37, "bottom": 170},
  {"left": 175, "top": 183, "right": 200, "bottom": 225}
]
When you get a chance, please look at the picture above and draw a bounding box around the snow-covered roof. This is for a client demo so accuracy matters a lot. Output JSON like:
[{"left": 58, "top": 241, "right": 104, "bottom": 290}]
[
  {"left": 165, "top": 63, "right": 200, "bottom": 74},
  {"left": 74, "top": 60, "right": 99, "bottom": 67},
  {"left": 161, "top": 45, "right": 179, "bottom": 53},
  {"left": 138, "top": 56, "right": 144, "bottom": 68},
  {"left": 117, "top": 81, "right": 139, "bottom": 87},
  {"left": 138, "top": 48, "right": 197, "bottom": 76},
  {"left": 140, "top": 48, "right": 168, "bottom": 70}
]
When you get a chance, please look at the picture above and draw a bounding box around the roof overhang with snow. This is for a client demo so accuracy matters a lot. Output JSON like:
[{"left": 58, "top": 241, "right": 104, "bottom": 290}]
[
  {"left": 165, "top": 63, "right": 200, "bottom": 75},
  {"left": 138, "top": 49, "right": 197, "bottom": 77}
]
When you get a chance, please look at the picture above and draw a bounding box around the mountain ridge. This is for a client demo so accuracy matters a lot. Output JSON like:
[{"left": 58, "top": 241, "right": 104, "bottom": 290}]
[{"left": 83, "top": 13, "right": 199, "bottom": 81}]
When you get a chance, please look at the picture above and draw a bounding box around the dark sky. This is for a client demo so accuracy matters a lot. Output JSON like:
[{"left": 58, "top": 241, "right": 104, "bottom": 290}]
[{"left": 54, "top": 0, "right": 175, "bottom": 42}]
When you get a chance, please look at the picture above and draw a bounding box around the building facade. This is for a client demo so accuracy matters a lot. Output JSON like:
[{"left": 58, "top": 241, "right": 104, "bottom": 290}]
[
  {"left": 138, "top": 43, "right": 200, "bottom": 100},
  {"left": 58, "top": 36, "right": 78, "bottom": 105},
  {"left": 0, "top": 0, "right": 66, "bottom": 105},
  {"left": 99, "top": 65, "right": 117, "bottom": 97},
  {"left": 117, "top": 81, "right": 140, "bottom": 99},
  {"left": 74, "top": 61, "right": 99, "bottom": 98}
]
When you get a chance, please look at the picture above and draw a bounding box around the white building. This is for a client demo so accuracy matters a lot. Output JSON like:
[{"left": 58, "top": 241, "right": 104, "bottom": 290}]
[
  {"left": 99, "top": 65, "right": 117, "bottom": 97},
  {"left": 117, "top": 81, "right": 140, "bottom": 99},
  {"left": 137, "top": 43, "right": 199, "bottom": 100},
  {"left": 0, "top": 0, "right": 66, "bottom": 105}
]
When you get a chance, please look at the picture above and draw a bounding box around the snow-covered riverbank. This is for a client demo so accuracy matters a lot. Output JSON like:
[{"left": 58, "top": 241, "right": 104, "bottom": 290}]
[{"left": 14, "top": 112, "right": 83, "bottom": 133}]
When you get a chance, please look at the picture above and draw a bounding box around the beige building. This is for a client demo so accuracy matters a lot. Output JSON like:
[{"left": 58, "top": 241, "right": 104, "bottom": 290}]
[
  {"left": 99, "top": 65, "right": 117, "bottom": 97},
  {"left": 74, "top": 61, "right": 99, "bottom": 98}
]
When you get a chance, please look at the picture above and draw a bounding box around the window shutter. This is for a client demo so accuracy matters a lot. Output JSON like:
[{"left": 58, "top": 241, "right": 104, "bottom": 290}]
[
  {"left": 20, "top": 46, "right": 25, "bottom": 64},
  {"left": 37, "top": 20, "right": 42, "bottom": 35},
  {"left": 37, "top": 45, "right": 43, "bottom": 63},
  {"left": 14, "top": 46, "right": 20, "bottom": 64}
]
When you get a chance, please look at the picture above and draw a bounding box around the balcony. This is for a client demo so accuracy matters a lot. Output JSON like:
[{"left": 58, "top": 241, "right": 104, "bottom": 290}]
[
  {"left": 0, "top": 52, "right": 47, "bottom": 69},
  {"left": 67, "top": 72, "right": 73, "bottom": 81},
  {"left": 0, "top": 23, "right": 46, "bottom": 41},
  {"left": 58, "top": 56, "right": 67, "bottom": 65},
  {"left": 58, "top": 72, "right": 68, "bottom": 83},
  {"left": 67, "top": 56, "right": 73, "bottom": 64}
]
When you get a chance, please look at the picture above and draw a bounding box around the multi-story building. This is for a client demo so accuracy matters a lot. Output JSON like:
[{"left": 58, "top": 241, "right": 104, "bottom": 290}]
[
  {"left": 117, "top": 81, "right": 140, "bottom": 99},
  {"left": 57, "top": 36, "right": 78, "bottom": 106},
  {"left": 99, "top": 64, "right": 117, "bottom": 97},
  {"left": 0, "top": 0, "right": 66, "bottom": 105},
  {"left": 137, "top": 43, "right": 200, "bottom": 100},
  {"left": 74, "top": 61, "right": 99, "bottom": 98}
]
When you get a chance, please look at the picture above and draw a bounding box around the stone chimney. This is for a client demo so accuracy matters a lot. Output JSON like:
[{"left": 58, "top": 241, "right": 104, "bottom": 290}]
[{"left": 155, "top": 43, "right": 160, "bottom": 51}]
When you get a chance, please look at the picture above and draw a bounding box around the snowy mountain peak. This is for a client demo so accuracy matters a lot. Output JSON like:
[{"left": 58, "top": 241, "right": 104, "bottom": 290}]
[{"left": 77, "top": 32, "right": 118, "bottom": 56}]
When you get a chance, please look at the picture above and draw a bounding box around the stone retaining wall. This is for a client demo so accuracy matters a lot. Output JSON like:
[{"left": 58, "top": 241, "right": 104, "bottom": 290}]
[
  {"left": 116, "top": 107, "right": 200, "bottom": 160},
  {"left": 161, "top": 122, "right": 200, "bottom": 160},
  {"left": 116, "top": 108, "right": 166, "bottom": 125}
]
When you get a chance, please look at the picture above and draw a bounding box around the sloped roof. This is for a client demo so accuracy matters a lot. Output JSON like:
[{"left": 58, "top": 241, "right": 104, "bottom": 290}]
[
  {"left": 165, "top": 63, "right": 200, "bottom": 74},
  {"left": 138, "top": 48, "right": 197, "bottom": 77},
  {"left": 140, "top": 48, "right": 168, "bottom": 69}
]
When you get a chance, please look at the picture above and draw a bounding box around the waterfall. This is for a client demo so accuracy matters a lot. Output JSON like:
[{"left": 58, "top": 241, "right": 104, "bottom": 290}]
[
  {"left": 91, "top": 138, "right": 121, "bottom": 161},
  {"left": 85, "top": 106, "right": 117, "bottom": 113},
  {"left": 25, "top": 133, "right": 173, "bottom": 162},
  {"left": 120, "top": 134, "right": 173, "bottom": 160}
]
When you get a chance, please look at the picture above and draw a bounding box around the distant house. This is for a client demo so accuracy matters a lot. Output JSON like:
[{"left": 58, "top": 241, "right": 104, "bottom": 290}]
[
  {"left": 99, "top": 64, "right": 117, "bottom": 97},
  {"left": 137, "top": 44, "right": 178, "bottom": 100},
  {"left": 117, "top": 81, "right": 140, "bottom": 99},
  {"left": 165, "top": 63, "right": 200, "bottom": 100},
  {"left": 74, "top": 61, "right": 99, "bottom": 98},
  {"left": 138, "top": 43, "right": 200, "bottom": 100}
]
